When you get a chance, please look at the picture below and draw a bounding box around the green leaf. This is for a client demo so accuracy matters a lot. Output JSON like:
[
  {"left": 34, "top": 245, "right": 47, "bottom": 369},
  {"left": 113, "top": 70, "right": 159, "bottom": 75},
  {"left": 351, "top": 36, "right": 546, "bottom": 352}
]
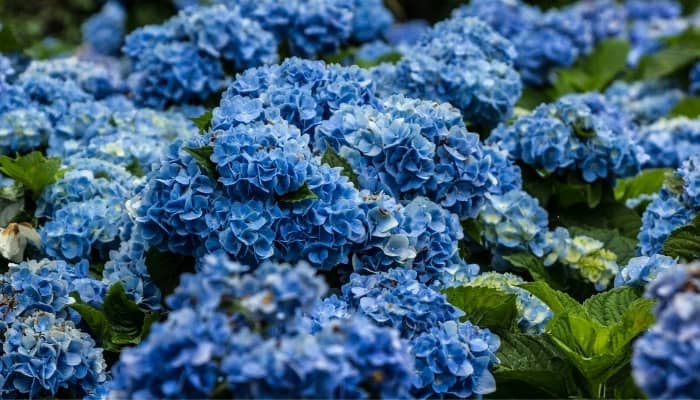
[
  {"left": 276, "top": 182, "right": 319, "bottom": 203},
  {"left": 629, "top": 28, "right": 700, "bottom": 81},
  {"left": 321, "top": 145, "right": 360, "bottom": 188},
  {"left": 68, "top": 301, "right": 117, "bottom": 351},
  {"left": 144, "top": 249, "right": 195, "bottom": 299},
  {"left": 461, "top": 219, "right": 483, "bottom": 245},
  {"left": 183, "top": 146, "right": 216, "bottom": 178},
  {"left": 103, "top": 282, "right": 148, "bottom": 344},
  {"left": 557, "top": 201, "right": 642, "bottom": 241},
  {"left": 443, "top": 286, "right": 518, "bottom": 331},
  {"left": 190, "top": 109, "right": 213, "bottom": 132},
  {"left": 553, "top": 180, "right": 603, "bottom": 208},
  {"left": 614, "top": 168, "right": 671, "bottom": 203},
  {"left": 0, "top": 18, "right": 22, "bottom": 53},
  {"left": 670, "top": 97, "right": 700, "bottom": 118},
  {"left": 551, "top": 39, "right": 630, "bottom": 97},
  {"left": 355, "top": 51, "right": 402, "bottom": 68},
  {"left": 0, "top": 152, "right": 67, "bottom": 199},
  {"left": 516, "top": 86, "right": 552, "bottom": 111},
  {"left": 70, "top": 285, "right": 160, "bottom": 353},
  {"left": 493, "top": 333, "right": 578, "bottom": 398},
  {"left": 662, "top": 213, "right": 700, "bottom": 261},
  {"left": 582, "top": 287, "right": 642, "bottom": 326},
  {"left": 503, "top": 253, "right": 566, "bottom": 291},
  {"left": 568, "top": 226, "right": 637, "bottom": 264},
  {"left": 519, "top": 281, "right": 581, "bottom": 317}
]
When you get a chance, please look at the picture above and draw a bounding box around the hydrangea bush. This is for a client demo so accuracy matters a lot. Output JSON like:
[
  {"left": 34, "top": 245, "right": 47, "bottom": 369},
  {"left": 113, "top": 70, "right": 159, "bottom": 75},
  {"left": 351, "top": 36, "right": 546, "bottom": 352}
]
[{"left": 1, "top": 0, "right": 700, "bottom": 398}]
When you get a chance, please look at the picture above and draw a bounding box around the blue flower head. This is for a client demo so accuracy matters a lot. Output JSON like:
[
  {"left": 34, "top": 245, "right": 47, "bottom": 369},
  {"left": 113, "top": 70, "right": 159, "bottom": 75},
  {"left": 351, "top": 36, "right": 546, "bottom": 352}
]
[
  {"left": 387, "top": 16, "right": 521, "bottom": 128},
  {"left": 632, "top": 262, "right": 700, "bottom": 398},
  {"left": 615, "top": 254, "right": 678, "bottom": 288},
  {"left": 605, "top": 79, "right": 683, "bottom": 125},
  {"left": 489, "top": 93, "right": 644, "bottom": 183},
  {"left": 341, "top": 268, "right": 464, "bottom": 339},
  {"left": 82, "top": 1, "right": 126, "bottom": 55},
  {"left": 0, "top": 310, "right": 107, "bottom": 398},
  {"left": 410, "top": 320, "right": 500, "bottom": 398},
  {"left": 638, "top": 117, "right": 700, "bottom": 168}
]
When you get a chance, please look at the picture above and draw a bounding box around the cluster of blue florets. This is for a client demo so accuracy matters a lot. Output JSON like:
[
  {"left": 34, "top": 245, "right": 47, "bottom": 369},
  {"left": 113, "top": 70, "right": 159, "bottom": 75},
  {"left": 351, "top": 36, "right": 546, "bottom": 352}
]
[
  {"left": 374, "top": 16, "right": 522, "bottom": 129},
  {"left": 82, "top": 1, "right": 126, "bottom": 56},
  {"left": 605, "top": 79, "right": 684, "bottom": 124},
  {"left": 633, "top": 262, "right": 700, "bottom": 398},
  {"left": 638, "top": 117, "right": 700, "bottom": 168},
  {"left": 639, "top": 155, "right": 700, "bottom": 256},
  {"left": 317, "top": 95, "right": 521, "bottom": 218},
  {"left": 0, "top": 259, "right": 107, "bottom": 397},
  {"left": 489, "top": 93, "right": 645, "bottom": 183},
  {"left": 110, "top": 254, "right": 415, "bottom": 398}
]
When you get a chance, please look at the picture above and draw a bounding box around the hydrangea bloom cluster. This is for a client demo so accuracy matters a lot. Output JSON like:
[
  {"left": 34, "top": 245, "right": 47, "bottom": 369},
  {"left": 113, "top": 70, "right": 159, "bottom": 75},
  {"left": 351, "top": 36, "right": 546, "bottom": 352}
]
[
  {"left": 82, "top": 1, "right": 126, "bottom": 56},
  {"left": 638, "top": 155, "right": 700, "bottom": 256},
  {"left": 488, "top": 93, "right": 645, "bottom": 183},
  {"left": 637, "top": 117, "right": 700, "bottom": 168},
  {"left": 378, "top": 16, "right": 522, "bottom": 128},
  {"left": 462, "top": 272, "right": 552, "bottom": 334},
  {"left": 614, "top": 254, "right": 678, "bottom": 288},
  {"left": 355, "top": 194, "right": 479, "bottom": 287},
  {"left": 136, "top": 120, "right": 366, "bottom": 270},
  {"left": 340, "top": 268, "right": 501, "bottom": 397},
  {"left": 627, "top": 17, "right": 688, "bottom": 67},
  {"left": 691, "top": 62, "right": 700, "bottom": 95},
  {"left": 212, "top": 57, "right": 377, "bottom": 135},
  {"left": 110, "top": 254, "right": 414, "bottom": 398},
  {"left": 0, "top": 310, "right": 107, "bottom": 398},
  {"left": 126, "top": 0, "right": 394, "bottom": 108},
  {"left": 316, "top": 96, "right": 521, "bottom": 218},
  {"left": 605, "top": 79, "right": 684, "bottom": 124},
  {"left": 37, "top": 158, "right": 137, "bottom": 263},
  {"left": 19, "top": 57, "right": 124, "bottom": 100},
  {"left": 633, "top": 262, "right": 700, "bottom": 398},
  {"left": 454, "top": 0, "right": 593, "bottom": 86},
  {"left": 565, "top": 0, "right": 626, "bottom": 42},
  {"left": 123, "top": 5, "right": 277, "bottom": 108},
  {"left": 625, "top": 0, "right": 681, "bottom": 21},
  {"left": 0, "top": 259, "right": 107, "bottom": 398}
]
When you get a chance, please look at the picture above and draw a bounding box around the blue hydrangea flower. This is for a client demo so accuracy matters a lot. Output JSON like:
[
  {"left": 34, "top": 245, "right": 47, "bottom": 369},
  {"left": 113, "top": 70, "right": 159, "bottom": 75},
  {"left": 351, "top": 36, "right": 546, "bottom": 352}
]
[
  {"left": 351, "top": 0, "right": 393, "bottom": 42},
  {"left": 489, "top": 93, "right": 644, "bottom": 183},
  {"left": 341, "top": 268, "right": 464, "bottom": 339},
  {"left": 354, "top": 194, "right": 478, "bottom": 286},
  {"left": 605, "top": 79, "right": 684, "bottom": 124},
  {"left": 317, "top": 96, "right": 521, "bottom": 218},
  {"left": 102, "top": 232, "right": 162, "bottom": 310},
  {"left": 410, "top": 320, "right": 500, "bottom": 398},
  {"left": 566, "top": 0, "right": 626, "bottom": 41},
  {"left": 82, "top": 1, "right": 126, "bottom": 56},
  {"left": 615, "top": 254, "right": 678, "bottom": 288},
  {"left": 691, "top": 62, "right": 700, "bottom": 95},
  {"left": 0, "top": 310, "right": 107, "bottom": 398},
  {"left": 169, "top": 254, "right": 327, "bottom": 331},
  {"left": 627, "top": 17, "right": 688, "bottom": 67},
  {"left": 0, "top": 107, "right": 52, "bottom": 153},
  {"left": 387, "top": 16, "right": 521, "bottom": 128},
  {"left": 465, "top": 272, "right": 552, "bottom": 334},
  {"left": 355, "top": 41, "right": 397, "bottom": 64},
  {"left": 0, "top": 259, "right": 103, "bottom": 328},
  {"left": 638, "top": 117, "right": 700, "bottom": 168},
  {"left": 454, "top": 0, "right": 593, "bottom": 86},
  {"left": 479, "top": 190, "right": 549, "bottom": 253},
  {"left": 625, "top": 0, "right": 681, "bottom": 20},
  {"left": 109, "top": 308, "right": 232, "bottom": 398},
  {"left": 385, "top": 20, "right": 430, "bottom": 45},
  {"left": 213, "top": 58, "right": 377, "bottom": 135},
  {"left": 20, "top": 57, "right": 124, "bottom": 100},
  {"left": 678, "top": 156, "right": 700, "bottom": 209},
  {"left": 222, "top": 317, "right": 413, "bottom": 399},
  {"left": 632, "top": 262, "right": 700, "bottom": 398},
  {"left": 212, "top": 122, "right": 312, "bottom": 198},
  {"left": 638, "top": 190, "right": 695, "bottom": 256}
]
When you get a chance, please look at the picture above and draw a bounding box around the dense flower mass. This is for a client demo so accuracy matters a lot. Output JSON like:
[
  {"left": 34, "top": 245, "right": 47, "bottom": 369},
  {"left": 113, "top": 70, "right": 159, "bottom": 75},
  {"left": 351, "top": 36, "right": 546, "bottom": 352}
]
[
  {"left": 377, "top": 16, "right": 522, "bottom": 129},
  {"left": 489, "top": 93, "right": 645, "bottom": 183},
  {"left": 3, "top": 1, "right": 700, "bottom": 398},
  {"left": 633, "top": 262, "right": 700, "bottom": 398},
  {"left": 638, "top": 155, "right": 700, "bottom": 256}
]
